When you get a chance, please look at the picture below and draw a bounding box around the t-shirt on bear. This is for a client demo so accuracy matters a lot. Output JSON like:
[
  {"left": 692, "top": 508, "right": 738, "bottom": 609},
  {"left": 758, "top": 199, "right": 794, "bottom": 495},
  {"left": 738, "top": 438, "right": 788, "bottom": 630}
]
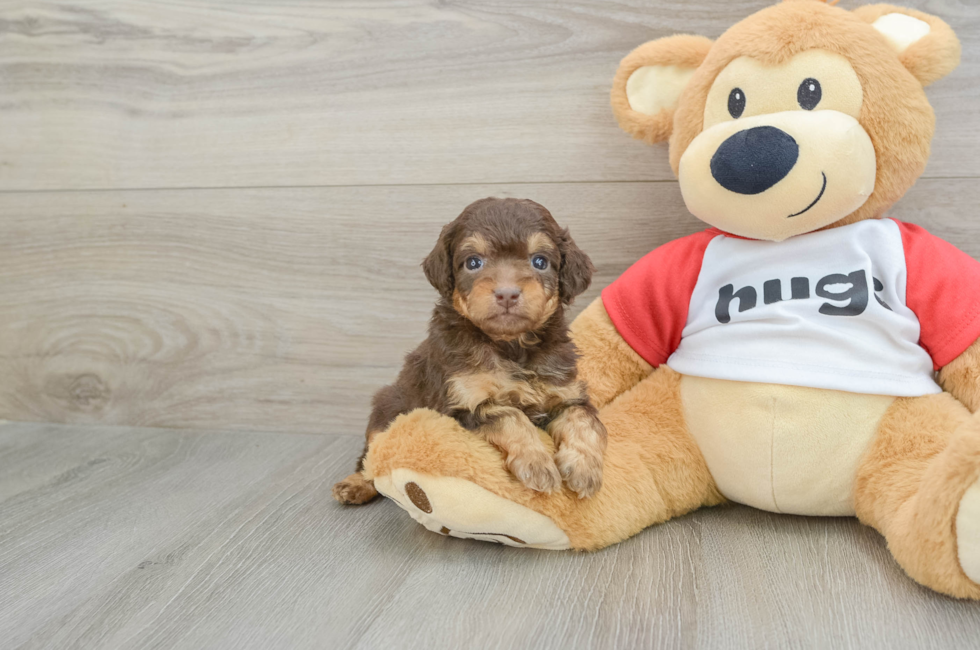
[{"left": 602, "top": 218, "right": 980, "bottom": 397}]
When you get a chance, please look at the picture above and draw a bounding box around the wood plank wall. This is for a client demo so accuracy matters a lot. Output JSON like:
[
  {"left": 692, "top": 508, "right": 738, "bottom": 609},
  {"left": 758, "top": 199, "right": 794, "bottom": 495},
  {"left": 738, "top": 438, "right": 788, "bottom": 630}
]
[{"left": 2, "top": 1, "right": 979, "bottom": 435}]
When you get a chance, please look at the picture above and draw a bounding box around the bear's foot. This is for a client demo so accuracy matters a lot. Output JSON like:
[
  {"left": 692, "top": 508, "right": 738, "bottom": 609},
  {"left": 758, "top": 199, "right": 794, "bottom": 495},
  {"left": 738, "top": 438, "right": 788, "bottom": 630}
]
[
  {"left": 365, "top": 372, "right": 725, "bottom": 553},
  {"left": 957, "top": 477, "right": 980, "bottom": 585},
  {"left": 375, "top": 468, "right": 571, "bottom": 549}
]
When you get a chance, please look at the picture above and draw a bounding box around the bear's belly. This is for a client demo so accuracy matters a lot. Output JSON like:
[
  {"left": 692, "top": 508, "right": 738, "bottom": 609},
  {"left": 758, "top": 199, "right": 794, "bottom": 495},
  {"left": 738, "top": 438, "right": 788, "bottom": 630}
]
[{"left": 679, "top": 375, "right": 896, "bottom": 516}]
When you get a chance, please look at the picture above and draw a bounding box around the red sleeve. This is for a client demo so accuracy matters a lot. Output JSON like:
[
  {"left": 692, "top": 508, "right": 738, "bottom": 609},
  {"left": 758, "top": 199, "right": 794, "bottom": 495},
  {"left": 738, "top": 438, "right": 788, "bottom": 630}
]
[
  {"left": 601, "top": 230, "right": 717, "bottom": 367},
  {"left": 897, "top": 221, "right": 980, "bottom": 369}
]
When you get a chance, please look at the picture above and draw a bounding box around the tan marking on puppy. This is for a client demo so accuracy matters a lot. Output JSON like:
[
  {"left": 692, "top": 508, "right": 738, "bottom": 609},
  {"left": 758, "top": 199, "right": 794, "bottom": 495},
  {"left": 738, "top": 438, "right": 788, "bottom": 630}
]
[
  {"left": 457, "top": 233, "right": 491, "bottom": 257},
  {"left": 494, "top": 375, "right": 540, "bottom": 408},
  {"left": 332, "top": 472, "right": 379, "bottom": 505},
  {"left": 549, "top": 405, "right": 607, "bottom": 498},
  {"left": 519, "top": 281, "right": 559, "bottom": 332},
  {"left": 517, "top": 331, "right": 543, "bottom": 349},
  {"left": 527, "top": 232, "right": 557, "bottom": 254},
  {"left": 449, "top": 364, "right": 588, "bottom": 414},
  {"left": 529, "top": 378, "right": 588, "bottom": 412},
  {"left": 455, "top": 277, "right": 534, "bottom": 343},
  {"left": 454, "top": 244, "right": 561, "bottom": 342},
  {"left": 447, "top": 371, "right": 502, "bottom": 412},
  {"left": 482, "top": 406, "right": 561, "bottom": 493},
  {"left": 452, "top": 289, "right": 467, "bottom": 316}
]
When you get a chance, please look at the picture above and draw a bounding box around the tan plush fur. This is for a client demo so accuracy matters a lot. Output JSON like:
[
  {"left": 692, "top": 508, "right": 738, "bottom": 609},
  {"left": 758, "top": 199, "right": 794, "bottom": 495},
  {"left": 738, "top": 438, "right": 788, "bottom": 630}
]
[
  {"left": 366, "top": 367, "right": 723, "bottom": 551},
  {"left": 569, "top": 298, "right": 653, "bottom": 408},
  {"left": 940, "top": 339, "right": 980, "bottom": 414},
  {"left": 854, "top": 393, "right": 980, "bottom": 599},
  {"left": 852, "top": 4, "right": 962, "bottom": 86},
  {"left": 611, "top": 35, "right": 714, "bottom": 144}
]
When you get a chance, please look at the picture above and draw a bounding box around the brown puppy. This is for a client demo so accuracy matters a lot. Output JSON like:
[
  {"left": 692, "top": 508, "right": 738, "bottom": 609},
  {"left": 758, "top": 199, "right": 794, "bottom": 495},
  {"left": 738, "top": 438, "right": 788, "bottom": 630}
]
[{"left": 332, "top": 197, "right": 607, "bottom": 505}]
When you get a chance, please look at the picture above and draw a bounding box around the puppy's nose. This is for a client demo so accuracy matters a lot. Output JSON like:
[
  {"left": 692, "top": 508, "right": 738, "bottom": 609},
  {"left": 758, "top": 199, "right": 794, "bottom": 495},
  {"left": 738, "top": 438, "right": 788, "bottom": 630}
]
[
  {"left": 710, "top": 125, "right": 799, "bottom": 195},
  {"left": 494, "top": 287, "right": 521, "bottom": 309}
]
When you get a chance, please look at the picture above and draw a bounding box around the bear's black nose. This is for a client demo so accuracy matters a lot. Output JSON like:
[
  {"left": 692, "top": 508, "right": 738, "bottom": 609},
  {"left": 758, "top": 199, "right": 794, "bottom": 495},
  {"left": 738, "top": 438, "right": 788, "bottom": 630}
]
[{"left": 710, "top": 126, "right": 799, "bottom": 195}]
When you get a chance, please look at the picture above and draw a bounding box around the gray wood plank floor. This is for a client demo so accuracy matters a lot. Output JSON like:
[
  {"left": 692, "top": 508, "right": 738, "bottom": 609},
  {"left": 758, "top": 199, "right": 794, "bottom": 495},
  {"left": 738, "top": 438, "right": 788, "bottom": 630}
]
[{"left": 2, "top": 421, "right": 979, "bottom": 650}]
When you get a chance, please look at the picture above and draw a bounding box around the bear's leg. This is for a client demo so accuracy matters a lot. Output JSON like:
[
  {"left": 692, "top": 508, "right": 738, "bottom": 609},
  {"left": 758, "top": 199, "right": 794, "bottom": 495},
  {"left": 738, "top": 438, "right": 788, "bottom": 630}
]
[
  {"left": 854, "top": 392, "right": 980, "bottom": 599},
  {"left": 366, "top": 367, "right": 724, "bottom": 551}
]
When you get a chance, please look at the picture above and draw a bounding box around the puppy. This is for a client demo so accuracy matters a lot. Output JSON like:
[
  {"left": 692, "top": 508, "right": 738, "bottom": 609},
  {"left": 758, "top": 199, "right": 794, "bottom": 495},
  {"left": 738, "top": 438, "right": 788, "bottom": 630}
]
[{"left": 332, "top": 197, "right": 607, "bottom": 505}]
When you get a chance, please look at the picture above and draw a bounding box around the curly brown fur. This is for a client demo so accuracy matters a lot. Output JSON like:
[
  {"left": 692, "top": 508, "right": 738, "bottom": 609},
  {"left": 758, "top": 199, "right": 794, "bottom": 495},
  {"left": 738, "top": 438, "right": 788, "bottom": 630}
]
[{"left": 332, "top": 198, "right": 606, "bottom": 504}]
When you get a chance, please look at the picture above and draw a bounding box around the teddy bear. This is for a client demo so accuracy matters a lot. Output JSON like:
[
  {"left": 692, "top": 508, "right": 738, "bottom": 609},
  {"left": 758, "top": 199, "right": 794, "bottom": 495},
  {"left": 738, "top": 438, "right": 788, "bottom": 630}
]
[{"left": 361, "top": 0, "right": 980, "bottom": 599}]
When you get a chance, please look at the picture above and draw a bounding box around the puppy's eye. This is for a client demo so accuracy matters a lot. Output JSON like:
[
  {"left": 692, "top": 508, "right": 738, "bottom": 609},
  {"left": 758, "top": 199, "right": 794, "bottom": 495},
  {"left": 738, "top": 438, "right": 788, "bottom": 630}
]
[
  {"left": 464, "top": 256, "right": 483, "bottom": 271},
  {"left": 531, "top": 255, "right": 549, "bottom": 271},
  {"left": 728, "top": 88, "right": 745, "bottom": 118},
  {"left": 798, "top": 78, "right": 821, "bottom": 110}
]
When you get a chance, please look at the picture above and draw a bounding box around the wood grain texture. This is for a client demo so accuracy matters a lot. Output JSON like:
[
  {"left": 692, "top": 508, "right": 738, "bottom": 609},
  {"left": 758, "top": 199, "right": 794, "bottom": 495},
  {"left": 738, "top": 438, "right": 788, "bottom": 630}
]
[
  {"left": 0, "top": 181, "right": 696, "bottom": 434},
  {"left": 0, "top": 0, "right": 977, "bottom": 191},
  {"left": 2, "top": 179, "right": 978, "bottom": 434},
  {"left": 2, "top": 421, "right": 979, "bottom": 650}
]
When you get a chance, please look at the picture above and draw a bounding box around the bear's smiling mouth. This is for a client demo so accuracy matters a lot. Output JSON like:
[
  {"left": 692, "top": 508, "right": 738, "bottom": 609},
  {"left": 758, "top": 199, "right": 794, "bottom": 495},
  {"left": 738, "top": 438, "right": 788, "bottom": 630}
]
[{"left": 787, "top": 172, "right": 828, "bottom": 218}]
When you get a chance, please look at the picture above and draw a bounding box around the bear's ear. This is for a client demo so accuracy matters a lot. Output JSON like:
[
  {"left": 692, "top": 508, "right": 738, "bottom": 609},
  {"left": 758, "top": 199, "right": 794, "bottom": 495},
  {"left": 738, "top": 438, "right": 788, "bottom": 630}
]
[
  {"left": 611, "top": 34, "right": 713, "bottom": 144},
  {"left": 853, "top": 5, "right": 961, "bottom": 86}
]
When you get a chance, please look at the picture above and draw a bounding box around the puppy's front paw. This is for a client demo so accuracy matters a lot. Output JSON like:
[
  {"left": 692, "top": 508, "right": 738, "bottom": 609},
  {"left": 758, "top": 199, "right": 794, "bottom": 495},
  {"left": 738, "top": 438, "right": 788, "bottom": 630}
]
[
  {"left": 549, "top": 407, "right": 606, "bottom": 499},
  {"left": 507, "top": 450, "right": 562, "bottom": 493},
  {"left": 332, "top": 473, "right": 379, "bottom": 505},
  {"left": 554, "top": 444, "right": 603, "bottom": 499}
]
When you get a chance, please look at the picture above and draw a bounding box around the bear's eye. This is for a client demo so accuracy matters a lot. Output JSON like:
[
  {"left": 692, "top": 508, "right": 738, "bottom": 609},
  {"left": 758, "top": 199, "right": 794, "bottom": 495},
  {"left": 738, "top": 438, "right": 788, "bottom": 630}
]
[
  {"left": 798, "top": 78, "right": 822, "bottom": 110},
  {"left": 728, "top": 88, "right": 745, "bottom": 118},
  {"left": 465, "top": 256, "right": 483, "bottom": 271},
  {"left": 531, "top": 255, "right": 549, "bottom": 271}
]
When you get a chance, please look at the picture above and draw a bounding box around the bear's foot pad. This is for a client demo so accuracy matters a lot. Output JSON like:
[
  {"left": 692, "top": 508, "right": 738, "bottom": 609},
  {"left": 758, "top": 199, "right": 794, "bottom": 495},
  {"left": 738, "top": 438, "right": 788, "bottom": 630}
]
[
  {"left": 957, "top": 477, "right": 980, "bottom": 584},
  {"left": 374, "top": 468, "right": 571, "bottom": 550}
]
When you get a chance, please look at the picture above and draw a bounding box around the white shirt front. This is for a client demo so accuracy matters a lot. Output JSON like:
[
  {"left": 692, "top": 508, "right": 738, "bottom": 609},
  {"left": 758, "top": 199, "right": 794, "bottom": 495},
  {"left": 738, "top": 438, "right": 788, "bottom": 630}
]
[{"left": 666, "top": 219, "right": 940, "bottom": 396}]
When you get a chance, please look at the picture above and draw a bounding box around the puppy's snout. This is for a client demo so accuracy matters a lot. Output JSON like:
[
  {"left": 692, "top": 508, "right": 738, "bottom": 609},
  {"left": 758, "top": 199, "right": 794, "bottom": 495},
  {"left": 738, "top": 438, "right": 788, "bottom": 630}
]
[
  {"left": 494, "top": 286, "right": 522, "bottom": 309},
  {"left": 710, "top": 125, "right": 799, "bottom": 195}
]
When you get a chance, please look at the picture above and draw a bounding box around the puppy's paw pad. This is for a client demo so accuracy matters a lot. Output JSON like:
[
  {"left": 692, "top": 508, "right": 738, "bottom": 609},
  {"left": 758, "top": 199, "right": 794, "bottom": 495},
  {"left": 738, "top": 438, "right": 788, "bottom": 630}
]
[
  {"left": 332, "top": 474, "right": 379, "bottom": 505},
  {"left": 508, "top": 453, "right": 562, "bottom": 493},
  {"left": 555, "top": 447, "right": 603, "bottom": 499}
]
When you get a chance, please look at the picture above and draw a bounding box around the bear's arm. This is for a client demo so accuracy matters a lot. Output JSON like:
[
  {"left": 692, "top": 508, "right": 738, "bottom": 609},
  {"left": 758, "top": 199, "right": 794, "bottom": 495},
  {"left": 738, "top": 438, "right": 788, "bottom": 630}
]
[
  {"left": 570, "top": 297, "right": 653, "bottom": 409},
  {"left": 572, "top": 230, "right": 717, "bottom": 407},
  {"left": 940, "top": 338, "right": 980, "bottom": 414}
]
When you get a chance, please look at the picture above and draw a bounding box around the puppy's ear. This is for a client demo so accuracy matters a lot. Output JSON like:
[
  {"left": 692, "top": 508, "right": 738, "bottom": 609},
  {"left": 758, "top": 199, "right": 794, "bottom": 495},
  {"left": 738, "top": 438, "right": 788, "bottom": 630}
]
[
  {"left": 558, "top": 228, "right": 594, "bottom": 305},
  {"left": 422, "top": 222, "right": 457, "bottom": 299},
  {"left": 611, "top": 34, "right": 713, "bottom": 145}
]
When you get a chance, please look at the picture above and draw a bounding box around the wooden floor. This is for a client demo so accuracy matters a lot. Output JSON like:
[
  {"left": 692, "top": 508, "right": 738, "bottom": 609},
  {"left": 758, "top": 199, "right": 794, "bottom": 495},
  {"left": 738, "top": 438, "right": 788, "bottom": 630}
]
[
  {"left": 3, "top": 420, "right": 980, "bottom": 650},
  {"left": 3, "top": 0, "right": 980, "bottom": 647}
]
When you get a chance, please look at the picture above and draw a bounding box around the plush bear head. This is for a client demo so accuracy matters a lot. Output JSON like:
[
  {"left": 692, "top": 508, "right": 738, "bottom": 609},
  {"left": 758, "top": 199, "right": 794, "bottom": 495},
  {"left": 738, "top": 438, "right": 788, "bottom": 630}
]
[{"left": 611, "top": 0, "right": 960, "bottom": 241}]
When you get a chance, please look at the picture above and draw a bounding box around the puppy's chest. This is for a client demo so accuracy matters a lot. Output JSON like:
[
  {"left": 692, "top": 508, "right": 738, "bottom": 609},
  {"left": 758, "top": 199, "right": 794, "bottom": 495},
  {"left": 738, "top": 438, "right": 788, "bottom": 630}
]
[{"left": 446, "top": 364, "right": 580, "bottom": 415}]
